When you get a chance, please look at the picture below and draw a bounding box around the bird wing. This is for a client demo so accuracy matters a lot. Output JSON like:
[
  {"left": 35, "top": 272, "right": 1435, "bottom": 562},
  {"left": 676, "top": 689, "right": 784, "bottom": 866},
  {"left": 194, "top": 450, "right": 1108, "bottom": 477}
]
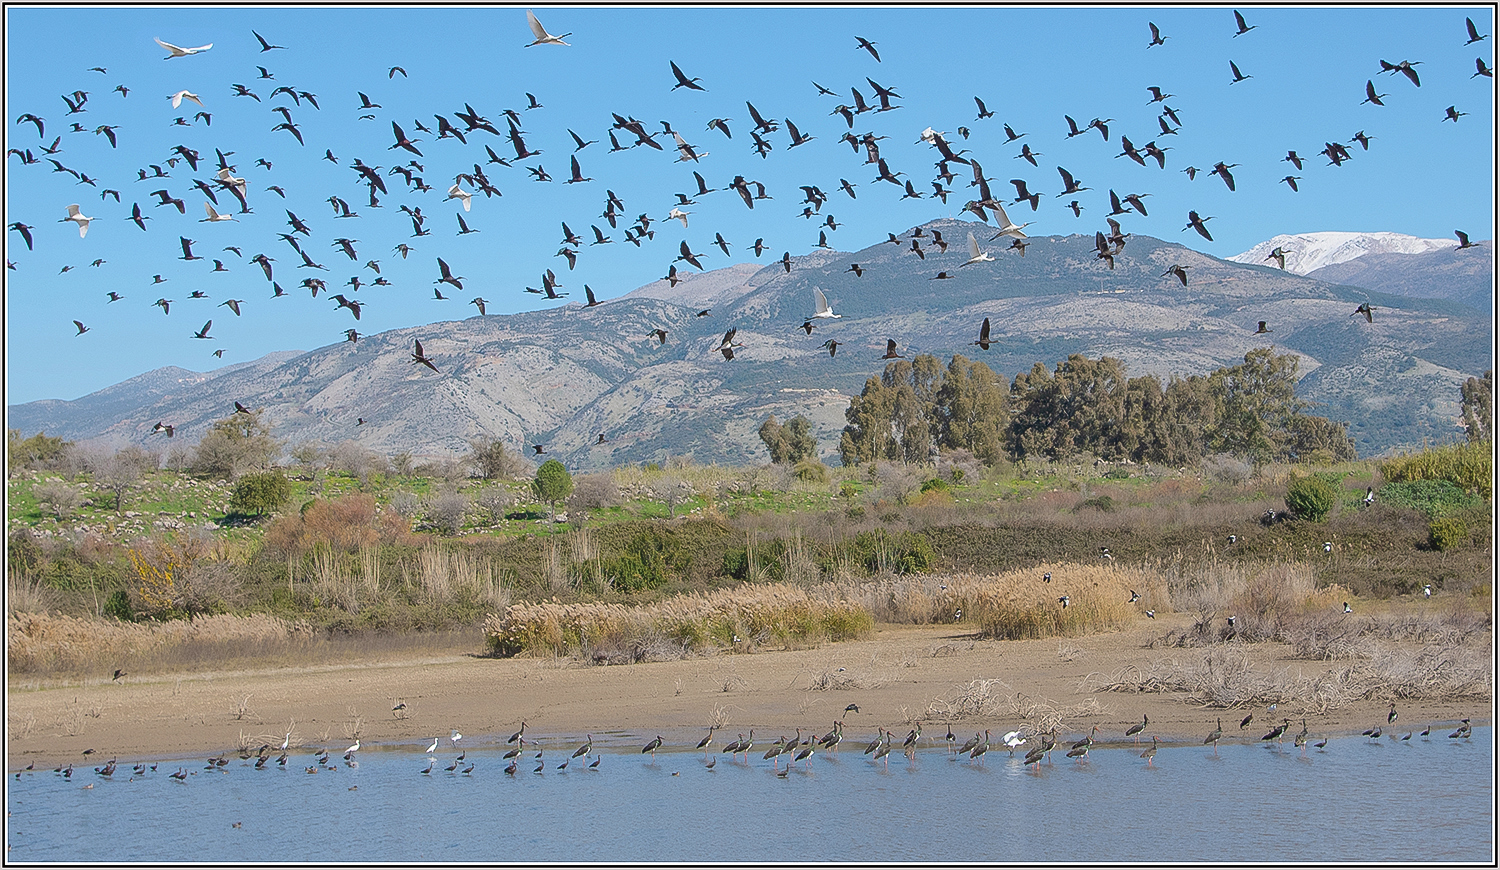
[
  {"left": 526, "top": 9, "right": 548, "bottom": 39},
  {"left": 968, "top": 233, "right": 981, "bottom": 258},
  {"left": 814, "top": 287, "right": 830, "bottom": 315},
  {"left": 978, "top": 318, "right": 990, "bottom": 342}
]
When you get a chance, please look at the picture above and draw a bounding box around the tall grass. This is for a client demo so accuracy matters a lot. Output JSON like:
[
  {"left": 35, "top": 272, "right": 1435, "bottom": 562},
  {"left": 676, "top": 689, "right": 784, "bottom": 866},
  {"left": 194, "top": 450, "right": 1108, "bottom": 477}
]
[
  {"left": 484, "top": 583, "right": 874, "bottom": 659},
  {"left": 8, "top": 611, "right": 308, "bottom": 675},
  {"left": 818, "top": 563, "right": 1152, "bottom": 639},
  {"left": 1379, "top": 440, "right": 1493, "bottom": 498}
]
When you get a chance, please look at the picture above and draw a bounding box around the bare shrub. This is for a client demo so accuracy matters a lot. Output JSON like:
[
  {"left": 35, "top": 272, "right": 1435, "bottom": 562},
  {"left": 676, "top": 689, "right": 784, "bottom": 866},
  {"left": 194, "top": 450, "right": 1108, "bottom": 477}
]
[
  {"left": 262, "top": 493, "right": 417, "bottom": 558},
  {"left": 326, "top": 440, "right": 388, "bottom": 481},
  {"left": 473, "top": 485, "right": 517, "bottom": 523},
  {"left": 870, "top": 462, "right": 922, "bottom": 505},
  {"left": 650, "top": 474, "right": 695, "bottom": 518},
  {"left": 426, "top": 490, "right": 471, "bottom": 536},
  {"left": 387, "top": 491, "right": 421, "bottom": 519},
  {"left": 1201, "top": 453, "right": 1253, "bottom": 484},
  {"left": 33, "top": 478, "right": 86, "bottom": 520},
  {"left": 567, "top": 473, "right": 621, "bottom": 513}
]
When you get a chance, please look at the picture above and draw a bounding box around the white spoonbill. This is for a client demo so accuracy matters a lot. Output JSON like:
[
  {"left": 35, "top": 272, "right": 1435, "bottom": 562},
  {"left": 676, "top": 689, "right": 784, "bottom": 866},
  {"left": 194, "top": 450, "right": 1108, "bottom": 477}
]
[
  {"left": 60, "top": 204, "right": 93, "bottom": 238},
  {"left": 155, "top": 37, "right": 213, "bottom": 58},
  {"left": 525, "top": 9, "right": 571, "bottom": 46}
]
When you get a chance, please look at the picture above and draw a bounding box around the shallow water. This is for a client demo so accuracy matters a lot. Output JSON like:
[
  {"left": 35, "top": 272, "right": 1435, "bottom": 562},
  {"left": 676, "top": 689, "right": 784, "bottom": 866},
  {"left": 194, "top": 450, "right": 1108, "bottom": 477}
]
[{"left": 6, "top": 728, "right": 1492, "bottom": 862}]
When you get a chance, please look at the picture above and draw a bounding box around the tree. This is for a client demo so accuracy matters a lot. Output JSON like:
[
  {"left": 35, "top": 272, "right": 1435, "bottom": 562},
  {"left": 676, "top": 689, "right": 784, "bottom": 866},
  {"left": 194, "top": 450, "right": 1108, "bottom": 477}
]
[
  {"left": 932, "top": 355, "right": 1007, "bottom": 465},
  {"left": 1206, "top": 348, "right": 1304, "bottom": 463},
  {"left": 1461, "top": 370, "right": 1493, "bottom": 443},
  {"left": 1007, "top": 355, "right": 1129, "bottom": 460},
  {"left": 229, "top": 471, "right": 291, "bottom": 517},
  {"left": 533, "top": 459, "right": 574, "bottom": 520},
  {"left": 1285, "top": 475, "right": 1337, "bottom": 521},
  {"left": 87, "top": 447, "right": 153, "bottom": 514},
  {"left": 189, "top": 409, "right": 281, "bottom": 479},
  {"left": 469, "top": 436, "right": 528, "bottom": 480},
  {"left": 759, "top": 415, "right": 817, "bottom": 464},
  {"left": 7, "top": 430, "right": 73, "bottom": 471}
]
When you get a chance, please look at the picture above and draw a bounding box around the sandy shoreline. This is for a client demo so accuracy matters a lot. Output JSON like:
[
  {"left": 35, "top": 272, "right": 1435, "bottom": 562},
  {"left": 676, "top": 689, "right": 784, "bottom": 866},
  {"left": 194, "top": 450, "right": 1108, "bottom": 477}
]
[{"left": 6, "top": 613, "right": 1488, "bottom": 768}]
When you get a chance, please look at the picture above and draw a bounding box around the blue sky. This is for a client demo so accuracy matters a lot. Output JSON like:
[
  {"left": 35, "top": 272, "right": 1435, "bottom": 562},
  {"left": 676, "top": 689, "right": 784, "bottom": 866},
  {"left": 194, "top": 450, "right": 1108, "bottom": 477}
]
[{"left": 5, "top": 5, "right": 1494, "bottom": 405}]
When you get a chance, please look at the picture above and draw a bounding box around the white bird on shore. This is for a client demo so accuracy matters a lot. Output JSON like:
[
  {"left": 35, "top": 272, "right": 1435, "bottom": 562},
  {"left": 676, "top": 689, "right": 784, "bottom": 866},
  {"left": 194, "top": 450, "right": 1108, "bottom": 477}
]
[
  {"left": 1002, "top": 730, "right": 1027, "bottom": 753},
  {"left": 425, "top": 737, "right": 439, "bottom": 754},
  {"left": 280, "top": 730, "right": 292, "bottom": 751},
  {"left": 450, "top": 729, "right": 463, "bottom": 747},
  {"left": 155, "top": 36, "right": 213, "bottom": 58},
  {"left": 60, "top": 204, "right": 93, "bottom": 238},
  {"left": 345, "top": 738, "right": 360, "bottom": 754},
  {"left": 169, "top": 90, "right": 204, "bottom": 109},
  {"left": 960, "top": 232, "right": 994, "bottom": 267},
  {"left": 525, "top": 9, "right": 571, "bottom": 46}
]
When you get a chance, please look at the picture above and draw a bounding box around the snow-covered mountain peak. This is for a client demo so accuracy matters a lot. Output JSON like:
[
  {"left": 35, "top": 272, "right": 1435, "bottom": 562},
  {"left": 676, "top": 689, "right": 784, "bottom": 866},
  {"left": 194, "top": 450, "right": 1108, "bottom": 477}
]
[{"left": 1230, "top": 231, "right": 1454, "bottom": 276}]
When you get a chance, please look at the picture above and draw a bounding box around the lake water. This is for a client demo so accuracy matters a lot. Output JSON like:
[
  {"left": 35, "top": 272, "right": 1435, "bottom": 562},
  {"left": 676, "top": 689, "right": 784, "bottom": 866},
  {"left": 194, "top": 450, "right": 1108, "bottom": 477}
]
[{"left": 6, "top": 728, "right": 1491, "bottom": 862}]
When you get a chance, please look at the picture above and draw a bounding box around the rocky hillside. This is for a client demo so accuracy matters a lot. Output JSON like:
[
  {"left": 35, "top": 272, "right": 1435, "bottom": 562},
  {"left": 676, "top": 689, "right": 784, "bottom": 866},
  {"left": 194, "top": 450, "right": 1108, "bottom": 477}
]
[{"left": 9, "top": 220, "right": 1491, "bottom": 465}]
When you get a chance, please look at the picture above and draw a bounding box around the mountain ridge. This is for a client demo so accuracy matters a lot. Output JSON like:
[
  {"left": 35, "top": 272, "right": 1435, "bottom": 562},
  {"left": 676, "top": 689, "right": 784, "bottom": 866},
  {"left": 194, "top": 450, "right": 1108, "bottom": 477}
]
[{"left": 9, "top": 221, "right": 1490, "bottom": 465}]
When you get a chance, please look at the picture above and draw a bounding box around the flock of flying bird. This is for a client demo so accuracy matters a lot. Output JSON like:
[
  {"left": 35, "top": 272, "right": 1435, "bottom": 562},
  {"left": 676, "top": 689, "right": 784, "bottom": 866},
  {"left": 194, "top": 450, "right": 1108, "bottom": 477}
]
[
  {"left": 7, "top": 10, "right": 1491, "bottom": 429},
  {"left": 26, "top": 702, "right": 1479, "bottom": 787}
]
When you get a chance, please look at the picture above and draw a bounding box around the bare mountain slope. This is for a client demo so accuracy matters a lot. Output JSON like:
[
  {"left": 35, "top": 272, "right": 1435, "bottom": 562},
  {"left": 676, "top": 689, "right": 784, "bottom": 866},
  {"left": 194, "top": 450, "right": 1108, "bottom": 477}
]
[{"left": 10, "top": 221, "right": 1490, "bottom": 465}]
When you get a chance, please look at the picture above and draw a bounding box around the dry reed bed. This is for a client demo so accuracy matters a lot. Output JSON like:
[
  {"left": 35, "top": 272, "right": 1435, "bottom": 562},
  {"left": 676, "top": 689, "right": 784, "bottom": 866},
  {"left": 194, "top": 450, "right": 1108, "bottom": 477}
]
[
  {"left": 483, "top": 584, "right": 874, "bottom": 659},
  {"left": 484, "top": 562, "right": 1160, "bottom": 661},
  {"left": 7, "top": 611, "right": 309, "bottom": 675},
  {"left": 821, "top": 562, "right": 1162, "bottom": 640}
]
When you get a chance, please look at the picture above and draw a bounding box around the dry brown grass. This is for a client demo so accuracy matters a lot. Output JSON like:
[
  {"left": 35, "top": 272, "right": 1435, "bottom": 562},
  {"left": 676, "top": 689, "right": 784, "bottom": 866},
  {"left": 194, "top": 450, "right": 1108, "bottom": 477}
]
[
  {"left": 1092, "top": 637, "right": 1493, "bottom": 715},
  {"left": 483, "top": 583, "right": 875, "bottom": 660},
  {"left": 7, "top": 611, "right": 310, "bottom": 675}
]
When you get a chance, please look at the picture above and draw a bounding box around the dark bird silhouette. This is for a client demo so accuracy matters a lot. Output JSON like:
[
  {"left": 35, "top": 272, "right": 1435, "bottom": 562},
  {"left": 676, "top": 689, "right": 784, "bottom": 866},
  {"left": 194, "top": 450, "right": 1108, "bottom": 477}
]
[
  {"left": 72, "top": 320, "right": 90, "bottom": 335},
  {"left": 649, "top": 328, "right": 668, "bottom": 346},
  {"left": 1465, "top": 16, "right": 1488, "bottom": 44},
  {"left": 1474, "top": 58, "right": 1494, "bottom": 78},
  {"left": 1454, "top": 230, "right": 1477, "bottom": 249},
  {"left": 1232, "top": 9, "right": 1256, "bottom": 36},
  {"left": 1147, "top": 21, "right": 1167, "bottom": 47},
  {"left": 1183, "top": 210, "right": 1214, "bottom": 241},
  {"left": 1163, "top": 264, "right": 1188, "bottom": 287},
  {"left": 879, "top": 339, "right": 905, "bottom": 360},
  {"left": 669, "top": 60, "right": 705, "bottom": 91},
  {"left": 1056, "top": 165, "right": 1087, "bottom": 196},
  {"left": 192, "top": 320, "right": 213, "bottom": 339},
  {"left": 1379, "top": 59, "right": 1422, "bottom": 87},
  {"left": 1280, "top": 175, "right": 1301, "bottom": 192},
  {"left": 411, "top": 339, "right": 438, "bottom": 372},
  {"left": 1443, "top": 105, "right": 1467, "bottom": 122},
  {"left": 1211, "top": 161, "right": 1238, "bottom": 191},
  {"left": 855, "top": 36, "right": 880, "bottom": 61},
  {"left": 1254, "top": 321, "right": 1272, "bottom": 335},
  {"left": 435, "top": 257, "right": 463, "bottom": 290},
  {"left": 971, "top": 317, "right": 992, "bottom": 350},
  {"left": 1361, "top": 79, "right": 1387, "bottom": 106},
  {"left": 1265, "top": 246, "right": 1291, "bottom": 269},
  {"left": 1229, "top": 60, "right": 1252, "bottom": 83}
]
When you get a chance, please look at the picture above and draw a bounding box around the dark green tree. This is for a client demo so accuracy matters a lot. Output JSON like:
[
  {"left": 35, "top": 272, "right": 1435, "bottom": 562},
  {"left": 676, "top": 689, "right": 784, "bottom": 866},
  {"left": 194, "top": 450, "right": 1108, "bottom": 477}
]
[
  {"left": 533, "top": 459, "right": 574, "bottom": 520},
  {"left": 1206, "top": 348, "right": 1304, "bottom": 463},
  {"left": 932, "top": 355, "right": 1007, "bottom": 465},
  {"left": 229, "top": 471, "right": 292, "bottom": 517},
  {"left": 759, "top": 415, "right": 817, "bottom": 464}
]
